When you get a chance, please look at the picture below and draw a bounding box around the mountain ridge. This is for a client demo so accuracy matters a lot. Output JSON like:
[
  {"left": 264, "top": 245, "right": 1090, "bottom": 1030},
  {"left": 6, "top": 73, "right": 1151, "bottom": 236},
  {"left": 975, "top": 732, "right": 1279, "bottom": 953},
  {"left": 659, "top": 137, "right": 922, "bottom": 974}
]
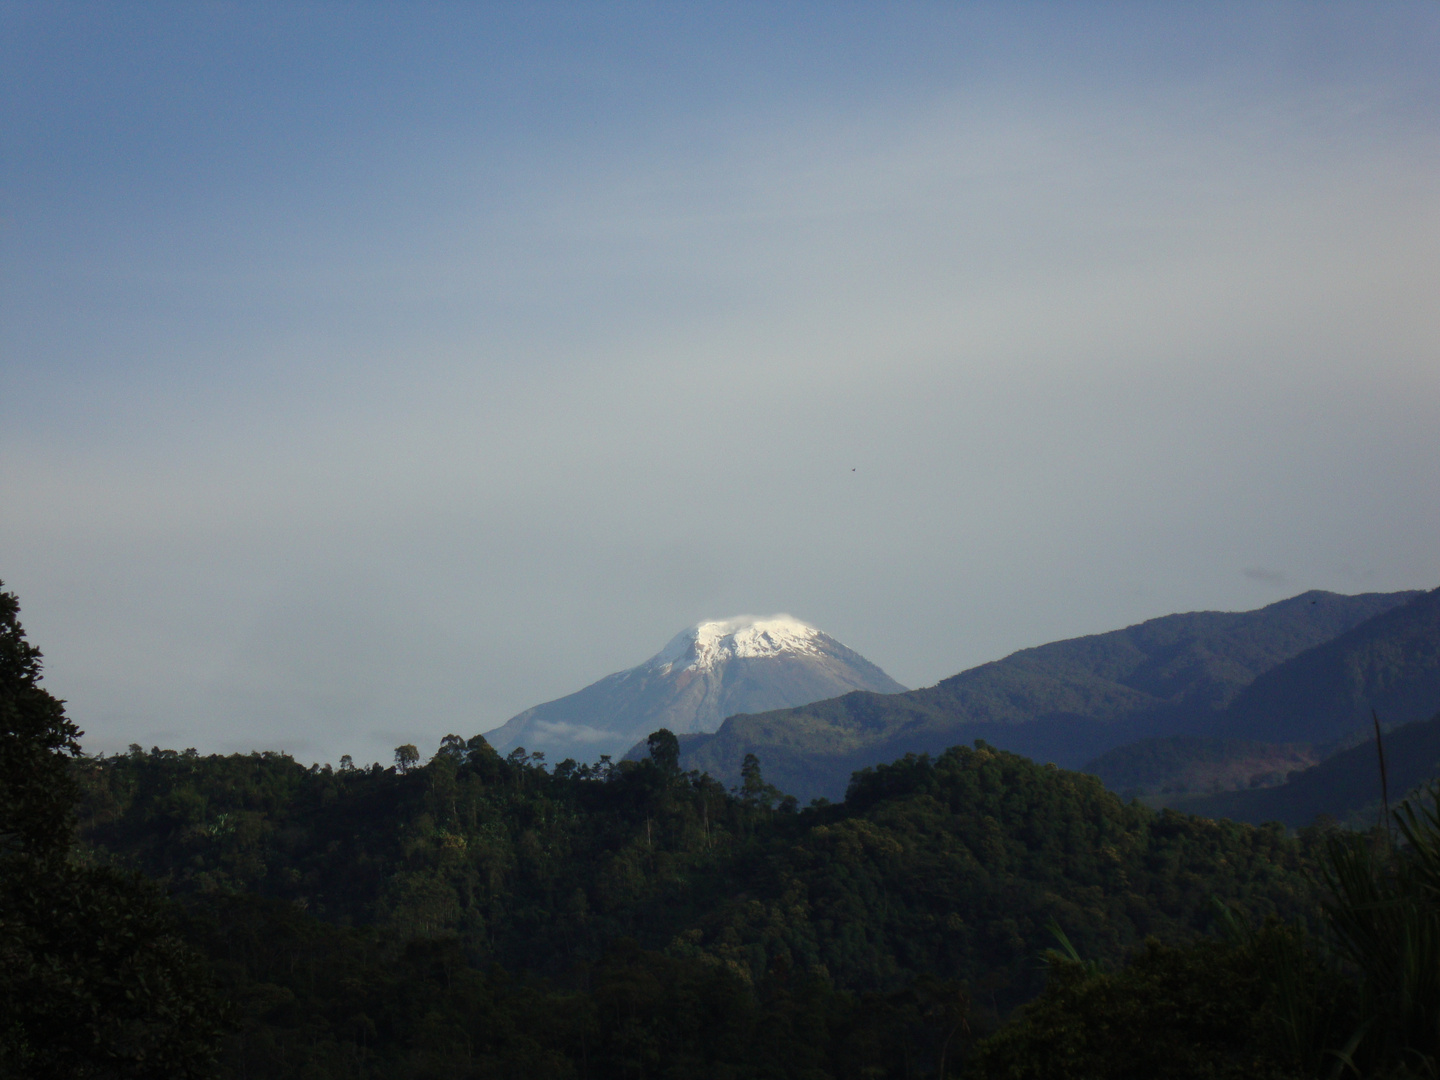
[
  {"left": 674, "top": 589, "right": 1422, "bottom": 800},
  {"left": 1214, "top": 586, "right": 1440, "bottom": 746}
]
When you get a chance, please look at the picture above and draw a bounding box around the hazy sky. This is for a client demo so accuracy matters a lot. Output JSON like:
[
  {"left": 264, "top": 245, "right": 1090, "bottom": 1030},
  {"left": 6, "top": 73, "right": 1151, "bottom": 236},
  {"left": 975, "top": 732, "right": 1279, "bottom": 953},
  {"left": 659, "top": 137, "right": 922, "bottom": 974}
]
[{"left": 3, "top": 2, "right": 1438, "bottom": 766}]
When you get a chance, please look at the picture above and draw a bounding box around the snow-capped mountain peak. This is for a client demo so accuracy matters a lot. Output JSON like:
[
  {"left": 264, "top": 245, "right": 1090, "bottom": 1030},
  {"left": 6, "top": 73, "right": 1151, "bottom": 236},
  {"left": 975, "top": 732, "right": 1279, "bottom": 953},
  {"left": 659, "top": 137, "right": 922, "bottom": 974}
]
[
  {"left": 648, "top": 615, "right": 824, "bottom": 675},
  {"left": 486, "top": 614, "right": 905, "bottom": 763}
]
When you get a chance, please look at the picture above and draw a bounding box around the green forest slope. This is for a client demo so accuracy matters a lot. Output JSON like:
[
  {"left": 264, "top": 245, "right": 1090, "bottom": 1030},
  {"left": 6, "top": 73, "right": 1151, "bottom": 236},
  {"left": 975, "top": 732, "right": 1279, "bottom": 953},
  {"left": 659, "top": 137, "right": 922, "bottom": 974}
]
[
  {"left": 1078, "top": 586, "right": 1440, "bottom": 807},
  {"left": 77, "top": 738, "right": 1323, "bottom": 1011},
  {"left": 675, "top": 590, "right": 1416, "bottom": 800},
  {"left": 1179, "top": 710, "right": 1440, "bottom": 829},
  {"left": 1214, "top": 586, "right": 1440, "bottom": 747},
  {"left": 1083, "top": 736, "right": 1318, "bottom": 800}
]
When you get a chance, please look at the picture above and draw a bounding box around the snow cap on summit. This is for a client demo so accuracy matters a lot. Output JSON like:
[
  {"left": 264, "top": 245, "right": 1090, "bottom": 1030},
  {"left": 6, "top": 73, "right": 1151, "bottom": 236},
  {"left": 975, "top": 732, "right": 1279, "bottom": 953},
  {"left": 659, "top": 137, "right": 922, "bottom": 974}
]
[
  {"left": 648, "top": 615, "right": 825, "bottom": 674},
  {"left": 486, "top": 612, "right": 906, "bottom": 762}
]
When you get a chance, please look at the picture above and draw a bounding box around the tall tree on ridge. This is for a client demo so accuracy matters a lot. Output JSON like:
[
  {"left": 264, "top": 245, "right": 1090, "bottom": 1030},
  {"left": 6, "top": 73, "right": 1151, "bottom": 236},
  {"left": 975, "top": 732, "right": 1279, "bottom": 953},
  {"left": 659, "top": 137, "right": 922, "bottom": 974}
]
[{"left": 0, "top": 580, "right": 222, "bottom": 1078}]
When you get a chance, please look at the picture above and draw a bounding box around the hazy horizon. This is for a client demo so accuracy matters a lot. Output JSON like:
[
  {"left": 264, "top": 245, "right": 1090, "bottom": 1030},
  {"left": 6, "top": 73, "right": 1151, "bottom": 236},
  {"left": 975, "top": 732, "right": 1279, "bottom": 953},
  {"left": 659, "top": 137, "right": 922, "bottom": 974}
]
[{"left": 3, "top": 3, "right": 1437, "bottom": 767}]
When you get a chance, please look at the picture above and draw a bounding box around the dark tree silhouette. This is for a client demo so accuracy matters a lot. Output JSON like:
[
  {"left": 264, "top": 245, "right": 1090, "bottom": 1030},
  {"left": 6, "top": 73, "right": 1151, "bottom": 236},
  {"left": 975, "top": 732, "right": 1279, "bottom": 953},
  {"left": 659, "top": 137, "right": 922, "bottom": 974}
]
[
  {"left": 0, "top": 580, "right": 223, "bottom": 1078},
  {"left": 646, "top": 728, "right": 680, "bottom": 775}
]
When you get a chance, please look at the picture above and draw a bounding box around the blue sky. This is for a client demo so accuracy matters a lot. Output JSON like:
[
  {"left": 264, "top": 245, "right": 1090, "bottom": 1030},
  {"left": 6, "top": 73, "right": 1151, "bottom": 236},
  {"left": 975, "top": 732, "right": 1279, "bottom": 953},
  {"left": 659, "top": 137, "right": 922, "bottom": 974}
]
[{"left": 3, "top": 2, "right": 1438, "bottom": 765}]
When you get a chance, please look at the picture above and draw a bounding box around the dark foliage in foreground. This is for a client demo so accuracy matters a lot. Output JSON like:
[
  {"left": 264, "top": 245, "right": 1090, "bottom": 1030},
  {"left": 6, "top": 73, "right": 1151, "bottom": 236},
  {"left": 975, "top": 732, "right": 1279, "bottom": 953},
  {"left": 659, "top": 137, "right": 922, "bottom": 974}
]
[
  {"left": 972, "top": 925, "right": 1347, "bottom": 1079},
  {"left": 67, "top": 730, "right": 1337, "bottom": 1078},
  {"left": 970, "top": 786, "right": 1440, "bottom": 1080},
  {"left": 187, "top": 891, "right": 973, "bottom": 1080},
  {"left": 75, "top": 735, "right": 1324, "bottom": 1007},
  {"left": 0, "top": 581, "right": 222, "bottom": 1078}
]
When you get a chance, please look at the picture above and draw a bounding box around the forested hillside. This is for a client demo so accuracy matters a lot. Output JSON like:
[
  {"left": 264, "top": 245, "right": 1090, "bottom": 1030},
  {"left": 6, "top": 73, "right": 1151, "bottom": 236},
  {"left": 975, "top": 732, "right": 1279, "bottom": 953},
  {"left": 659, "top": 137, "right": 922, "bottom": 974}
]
[
  {"left": 1215, "top": 585, "right": 1440, "bottom": 746},
  {"left": 64, "top": 735, "right": 1332, "bottom": 1077},
  {"left": 1080, "top": 582, "right": 1440, "bottom": 805},
  {"left": 1083, "top": 736, "right": 1317, "bottom": 800},
  {"left": 1181, "top": 710, "right": 1440, "bottom": 829},
  {"left": 75, "top": 738, "right": 1322, "bottom": 1005},
  {"left": 675, "top": 590, "right": 1415, "bottom": 799}
]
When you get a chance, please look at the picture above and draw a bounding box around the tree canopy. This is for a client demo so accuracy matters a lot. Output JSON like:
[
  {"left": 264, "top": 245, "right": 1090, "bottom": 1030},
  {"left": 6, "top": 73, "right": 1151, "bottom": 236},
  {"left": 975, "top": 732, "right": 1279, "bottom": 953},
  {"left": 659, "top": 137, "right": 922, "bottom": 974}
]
[{"left": 0, "top": 581, "right": 223, "bottom": 1078}]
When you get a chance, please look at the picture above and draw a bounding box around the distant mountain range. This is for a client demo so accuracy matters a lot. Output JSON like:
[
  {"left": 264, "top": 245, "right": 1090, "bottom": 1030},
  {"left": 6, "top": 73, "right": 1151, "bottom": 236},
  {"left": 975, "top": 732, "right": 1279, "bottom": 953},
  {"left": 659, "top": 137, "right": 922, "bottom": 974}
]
[
  {"left": 1213, "top": 586, "right": 1440, "bottom": 747},
  {"left": 674, "top": 589, "right": 1429, "bottom": 801},
  {"left": 1177, "top": 709, "right": 1440, "bottom": 829},
  {"left": 1086, "top": 587, "right": 1440, "bottom": 810},
  {"left": 486, "top": 616, "right": 905, "bottom": 763}
]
